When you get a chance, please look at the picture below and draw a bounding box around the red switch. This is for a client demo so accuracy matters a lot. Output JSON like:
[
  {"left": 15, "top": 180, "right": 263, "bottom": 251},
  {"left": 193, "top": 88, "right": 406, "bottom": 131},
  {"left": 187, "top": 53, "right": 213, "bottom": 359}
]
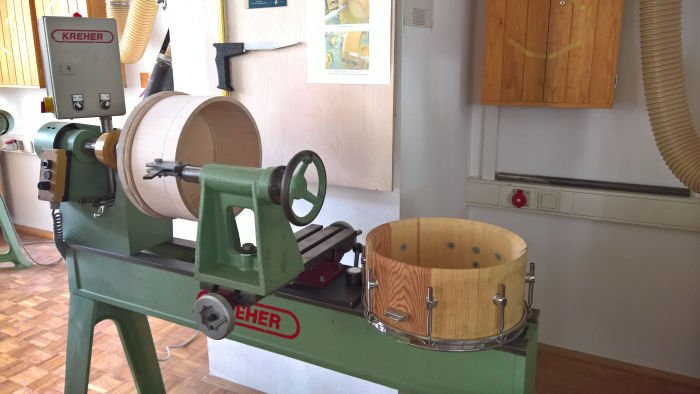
[{"left": 512, "top": 189, "right": 527, "bottom": 208}]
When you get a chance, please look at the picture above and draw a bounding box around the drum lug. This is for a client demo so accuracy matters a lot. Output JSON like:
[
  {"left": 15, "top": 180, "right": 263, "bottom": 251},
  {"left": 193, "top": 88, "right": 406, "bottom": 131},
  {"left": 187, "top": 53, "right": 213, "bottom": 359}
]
[
  {"left": 384, "top": 308, "right": 407, "bottom": 322},
  {"left": 425, "top": 287, "right": 438, "bottom": 344},
  {"left": 492, "top": 283, "right": 508, "bottom": 343},
  {"left": 525, "top": 262, "right": 536, "bottom": 309},
  {"left": 365, "top": 268, "right": 379, "bottom": 317}
]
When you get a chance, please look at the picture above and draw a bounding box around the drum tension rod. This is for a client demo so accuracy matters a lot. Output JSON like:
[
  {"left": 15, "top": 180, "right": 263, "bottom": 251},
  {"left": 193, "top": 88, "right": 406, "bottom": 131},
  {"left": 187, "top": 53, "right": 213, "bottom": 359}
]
[
  {"left": 425, "top": 287, "right": 438, "bottom": 344},
  {"left": 525, "top": 262, "right": 536, "bottom": 310},
  {"left": 492, "top": 283, "right": 507, "bottom": 343}
]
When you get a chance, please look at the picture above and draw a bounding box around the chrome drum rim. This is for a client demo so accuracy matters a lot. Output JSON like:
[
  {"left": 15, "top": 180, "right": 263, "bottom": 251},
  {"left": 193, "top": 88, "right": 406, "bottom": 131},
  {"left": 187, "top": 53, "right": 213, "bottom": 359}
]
[{"left": 365, "top": 301, "right": 530, "bottom": 352}]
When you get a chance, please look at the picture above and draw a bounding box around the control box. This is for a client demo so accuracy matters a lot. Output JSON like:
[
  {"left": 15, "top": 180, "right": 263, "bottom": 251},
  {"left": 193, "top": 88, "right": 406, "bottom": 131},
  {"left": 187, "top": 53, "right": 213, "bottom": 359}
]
[
  {"left": 37, "top": 149, "right": 69, "bottom": 204},
  {"left": 38, "top": 16, "right": 125, "bottom": 119}
]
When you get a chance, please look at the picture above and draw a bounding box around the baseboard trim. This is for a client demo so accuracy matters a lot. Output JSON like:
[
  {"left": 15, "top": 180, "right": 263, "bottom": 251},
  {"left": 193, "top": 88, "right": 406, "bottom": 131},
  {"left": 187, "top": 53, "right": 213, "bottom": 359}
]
[
  {"left": 202, "top": 375, "right": 263, "bottom": 394},
  {"left": 538, "top": 343, "right": 700, "bottom": 389},
  {"left": 14, "top": 224, "right": 53, "bottom": 240}
]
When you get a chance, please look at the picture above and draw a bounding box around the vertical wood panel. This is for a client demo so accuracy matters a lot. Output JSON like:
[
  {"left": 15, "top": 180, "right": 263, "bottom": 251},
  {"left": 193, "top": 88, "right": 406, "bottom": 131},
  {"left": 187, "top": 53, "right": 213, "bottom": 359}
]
[
  {"left": 589, "top": 0, "right": 624, "bottom": 105},
  {"left": 499, "top": 0, "right": 529, "bottom": 101},
  {"left": 521, "top": 0, "right": 551, "bottom": 101},
  {"left": 15, "top": 0, "right": 33, "bottom": 86},
  {"left": 564, "top": 0, "right": 599, "bottom": 103},
  {"left": 6, "top": 0, "right": 27, "bottom": 85},
  {"left": 20, "top": 0, "right": 39, "bottom": 85},
  {"left": 67, "top": 0, "right": 80, "bottom": 14},
  {"left": 543, "top": 0, "right": 574, "bottom": 103},
  {"left": 481, "top": 0, "right": 507, "bottom": 103},
  {"left": 0, "top": 1, "right": 18, "bottom": 85},
  {"left": 41, "top": 0, "right": 54, "bottom": 15},
  {"left": 0, "top": 2, "right": 11, "bottom": 85},
  {"left": 85, "top": 0, "right": 106, "bottom": 17},
  {"left": 30, "top": 0, "right": 45, "bottom": 87},
  {"left": 13, "top": 0, "right": 32, "bottom": 85}
]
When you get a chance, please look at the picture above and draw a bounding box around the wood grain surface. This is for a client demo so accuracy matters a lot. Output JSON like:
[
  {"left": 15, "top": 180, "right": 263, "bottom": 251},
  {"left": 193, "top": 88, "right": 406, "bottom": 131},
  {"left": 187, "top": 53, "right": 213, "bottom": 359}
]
[
  {"left": 481, "top": 0, "right": 624, "bottom": 108},
  {"left": 366, "top": 218, "right": 527, "bottom": 340}
]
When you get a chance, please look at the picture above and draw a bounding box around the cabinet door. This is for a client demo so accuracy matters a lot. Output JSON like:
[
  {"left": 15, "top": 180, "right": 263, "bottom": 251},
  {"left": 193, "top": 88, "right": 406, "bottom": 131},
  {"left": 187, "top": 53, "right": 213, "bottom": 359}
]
[
  {"left": 481, "top": 0, "right": 624, "bottom": 108},
  {"left": 482, "top": 0, "right": 551, "bottom": 104},
  {"left": 544, "top": 0, "right": 624, "bottom": 106}
]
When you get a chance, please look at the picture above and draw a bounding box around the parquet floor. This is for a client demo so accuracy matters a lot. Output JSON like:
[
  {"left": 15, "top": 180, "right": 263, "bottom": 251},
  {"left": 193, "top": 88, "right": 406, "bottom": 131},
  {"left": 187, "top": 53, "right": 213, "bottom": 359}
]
[
  {"left": 1, "top": 234, "right": 698, "bottom": 394},
  {"left": 0, "top": 234, "right": 231, "bottom": 394}
]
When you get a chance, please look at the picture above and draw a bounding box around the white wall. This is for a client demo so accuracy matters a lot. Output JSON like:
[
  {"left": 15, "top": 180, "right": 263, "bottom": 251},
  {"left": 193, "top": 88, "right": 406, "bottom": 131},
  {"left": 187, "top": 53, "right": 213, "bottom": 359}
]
[
  {"left": 467, "top": 0, "right": 700, "bottom": 379},
  {"left": 399, "top": 1, "right": 474, "bottom": 218}
]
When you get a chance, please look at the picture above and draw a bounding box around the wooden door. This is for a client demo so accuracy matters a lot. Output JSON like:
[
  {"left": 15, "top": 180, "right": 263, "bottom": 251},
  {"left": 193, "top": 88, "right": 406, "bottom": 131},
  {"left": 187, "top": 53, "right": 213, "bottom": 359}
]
[{"left": 481, "top": 0, "right": 624, "bottom": 108}]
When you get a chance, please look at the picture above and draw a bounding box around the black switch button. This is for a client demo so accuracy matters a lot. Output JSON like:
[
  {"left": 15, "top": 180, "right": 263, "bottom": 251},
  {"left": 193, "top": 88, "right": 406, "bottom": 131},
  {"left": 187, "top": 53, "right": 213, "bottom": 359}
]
[{"left": 37, "top": 181, "right": 52, "bottom": 191}]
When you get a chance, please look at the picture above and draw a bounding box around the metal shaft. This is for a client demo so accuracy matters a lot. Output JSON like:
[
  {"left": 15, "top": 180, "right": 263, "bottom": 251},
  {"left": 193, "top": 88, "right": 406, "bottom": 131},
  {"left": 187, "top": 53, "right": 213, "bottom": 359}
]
[
  {"left": 99, "top": 116, "right": 114, "bottom": 133},
  {"left": 181, "top": 166, "right": 202, "bottom": 183}
]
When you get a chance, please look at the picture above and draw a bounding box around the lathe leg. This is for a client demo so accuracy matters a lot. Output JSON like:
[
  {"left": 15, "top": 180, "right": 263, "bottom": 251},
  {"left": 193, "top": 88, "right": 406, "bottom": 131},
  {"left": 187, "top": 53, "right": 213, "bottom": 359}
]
[
  {"left": 0, "top": 195, "right": 32, "bottom": 269},
  {"left": 65, "top": 294, "right": 166, "bottom": 394}
]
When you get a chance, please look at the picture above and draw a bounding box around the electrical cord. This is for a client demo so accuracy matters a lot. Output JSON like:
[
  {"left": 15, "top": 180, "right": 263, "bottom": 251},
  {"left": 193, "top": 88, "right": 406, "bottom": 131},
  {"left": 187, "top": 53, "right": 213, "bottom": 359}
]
[
  {"left": 157, "top": 331, "right": 201, "bottom": 362},
  {"left": 51, "top": 208, "right": 68, "bottom": 259}
]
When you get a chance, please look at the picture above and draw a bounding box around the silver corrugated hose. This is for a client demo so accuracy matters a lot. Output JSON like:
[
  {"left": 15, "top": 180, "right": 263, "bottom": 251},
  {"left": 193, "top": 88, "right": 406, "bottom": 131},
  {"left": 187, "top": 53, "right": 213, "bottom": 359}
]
[{"left": 640, "top": 0, "right": 700, "bottom": 193}]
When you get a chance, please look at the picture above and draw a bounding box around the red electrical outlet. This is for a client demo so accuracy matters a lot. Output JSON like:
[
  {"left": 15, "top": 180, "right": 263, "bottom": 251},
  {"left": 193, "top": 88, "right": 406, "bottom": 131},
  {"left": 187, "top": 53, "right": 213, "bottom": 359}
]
[{"left": 511, "top": 189, "right": 528, "bottom": 208}]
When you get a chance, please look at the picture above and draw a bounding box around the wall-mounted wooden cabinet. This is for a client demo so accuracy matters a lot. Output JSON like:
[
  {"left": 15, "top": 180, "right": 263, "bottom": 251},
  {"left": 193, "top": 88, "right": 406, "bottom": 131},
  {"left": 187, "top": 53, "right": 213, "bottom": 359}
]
[
  {"left": 481, "top": 0, "right": 624, "bottom": 108},
  {"left": 0, "top": 0, "right": 106, "bottom": 87}
]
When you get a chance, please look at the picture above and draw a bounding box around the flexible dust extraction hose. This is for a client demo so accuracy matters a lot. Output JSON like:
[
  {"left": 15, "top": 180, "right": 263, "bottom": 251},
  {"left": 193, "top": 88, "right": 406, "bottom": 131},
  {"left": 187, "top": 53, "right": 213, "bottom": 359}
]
[
  {"left": 106, "top": 0, "right": 158, "bottom": 64},
  {"left": 106, "top": 0, "right": 128, "bottom": 40},
  {"left": 640, "top": 0, "right": 700, "bottom": 193}
]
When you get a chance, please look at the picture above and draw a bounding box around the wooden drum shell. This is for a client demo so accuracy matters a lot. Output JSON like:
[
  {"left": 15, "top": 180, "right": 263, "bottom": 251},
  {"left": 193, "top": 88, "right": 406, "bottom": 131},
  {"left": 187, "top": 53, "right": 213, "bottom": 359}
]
[
  {"left": 366, "top": 218, "right": 527, "bottom": 341},
  {"left": 117, "top": 91, "right": 262, "bottom": 220}
]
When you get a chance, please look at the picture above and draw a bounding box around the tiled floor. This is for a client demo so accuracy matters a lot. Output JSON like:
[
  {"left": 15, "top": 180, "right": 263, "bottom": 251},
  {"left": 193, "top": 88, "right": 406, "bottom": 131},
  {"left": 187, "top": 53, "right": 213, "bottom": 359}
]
[{"left": 0, "top": 234, "right": 229, "bottom": 393}]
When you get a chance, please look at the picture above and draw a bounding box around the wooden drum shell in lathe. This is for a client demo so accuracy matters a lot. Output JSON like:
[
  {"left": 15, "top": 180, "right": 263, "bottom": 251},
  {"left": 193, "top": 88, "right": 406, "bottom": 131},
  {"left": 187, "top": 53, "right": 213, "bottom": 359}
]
[
  {"left": 117, "top": 91, "right": 262, "bottom": 220},
  {"left": 365, "top": 218, "right": 527, "bottom": 341}
]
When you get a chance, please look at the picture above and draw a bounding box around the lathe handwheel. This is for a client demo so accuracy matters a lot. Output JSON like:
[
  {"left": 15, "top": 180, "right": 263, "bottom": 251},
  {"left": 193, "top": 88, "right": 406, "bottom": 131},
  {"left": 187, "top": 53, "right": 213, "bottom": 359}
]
[{"left": 281, "top": 150, "right": 327, "bottom": 226}]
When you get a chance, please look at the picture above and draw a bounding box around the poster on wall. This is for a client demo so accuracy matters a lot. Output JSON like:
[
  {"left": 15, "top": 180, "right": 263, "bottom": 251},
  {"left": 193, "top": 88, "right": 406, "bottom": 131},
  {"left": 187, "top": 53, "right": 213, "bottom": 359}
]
[{"left": 307, "top": 0, "right": 392, "bottom": 85}]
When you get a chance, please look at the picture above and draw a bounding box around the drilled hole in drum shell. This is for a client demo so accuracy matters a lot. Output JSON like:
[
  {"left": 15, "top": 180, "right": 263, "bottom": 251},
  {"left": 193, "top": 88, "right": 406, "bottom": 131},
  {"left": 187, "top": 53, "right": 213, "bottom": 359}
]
[
  {"left": 400, "top": 243, "right": 408, "bottom": 251},
  {"left": 472, "top": 261, "right": 480, "bottom": 268},
  {"left": 472, "top": 246, "right": 480, "bottom": 254},
  {"left": 495, "top": 252, "right": 502, "bottom": 261},
  {"left": 447, "top": 242, "right": 455, "bottom": 249}
]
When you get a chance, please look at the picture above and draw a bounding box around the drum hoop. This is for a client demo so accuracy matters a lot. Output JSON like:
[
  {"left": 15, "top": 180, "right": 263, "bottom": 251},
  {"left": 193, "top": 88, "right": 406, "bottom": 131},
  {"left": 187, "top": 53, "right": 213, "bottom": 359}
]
[{"left": 365, "top": 300, "right": 531, "bottom": 352}]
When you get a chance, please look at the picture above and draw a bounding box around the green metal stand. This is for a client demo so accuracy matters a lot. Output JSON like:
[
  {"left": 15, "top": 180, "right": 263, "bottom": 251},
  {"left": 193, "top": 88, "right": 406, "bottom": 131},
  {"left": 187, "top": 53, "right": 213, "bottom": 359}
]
[
  {"left": 65, "top": 293, "right": 165, "bottom": 394},
  {"left": 63, "top": 243, "right": 538, "bottom": 394},
  {"left": 0, "top": 195, "right": 32, "bottom": 269}
]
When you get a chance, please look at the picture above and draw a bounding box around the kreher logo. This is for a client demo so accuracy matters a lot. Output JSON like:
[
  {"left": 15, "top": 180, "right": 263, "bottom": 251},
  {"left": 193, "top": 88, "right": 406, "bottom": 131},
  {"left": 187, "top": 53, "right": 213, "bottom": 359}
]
[
  {"left": 51, "top": 29, "right": 114, "bottom": 44},
  {"left": 234, "top": 303, "right": 301, "bottom": 339}
]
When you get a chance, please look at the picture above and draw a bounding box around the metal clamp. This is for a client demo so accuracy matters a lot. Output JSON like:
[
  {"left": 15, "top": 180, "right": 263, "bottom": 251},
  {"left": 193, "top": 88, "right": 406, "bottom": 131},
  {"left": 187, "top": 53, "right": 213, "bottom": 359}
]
[
  {"left": 384, "top": 308, "right": 407, "bottom": 322},
  {"left": 525, "top": 262, "right": 536, "bottom": 309},
  {"left": 425, "top": 287, "right": 438, "bottom": 342},
  {"left": 492, "top": 283, "right": 507, "bottom": 342},
  {"left": 366, "top": 268, "right": 378, "bottom": 317}
]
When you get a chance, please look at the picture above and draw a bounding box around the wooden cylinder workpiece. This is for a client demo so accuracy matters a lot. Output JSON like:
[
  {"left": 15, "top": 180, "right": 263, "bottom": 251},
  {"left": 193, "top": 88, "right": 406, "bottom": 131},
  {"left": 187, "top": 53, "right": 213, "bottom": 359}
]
[
  {"left": 365, "top": 218, "right": 528, "bottom": 348},
  {"left": 117, "top": 91, "right": 262, "bottom": 220}
]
